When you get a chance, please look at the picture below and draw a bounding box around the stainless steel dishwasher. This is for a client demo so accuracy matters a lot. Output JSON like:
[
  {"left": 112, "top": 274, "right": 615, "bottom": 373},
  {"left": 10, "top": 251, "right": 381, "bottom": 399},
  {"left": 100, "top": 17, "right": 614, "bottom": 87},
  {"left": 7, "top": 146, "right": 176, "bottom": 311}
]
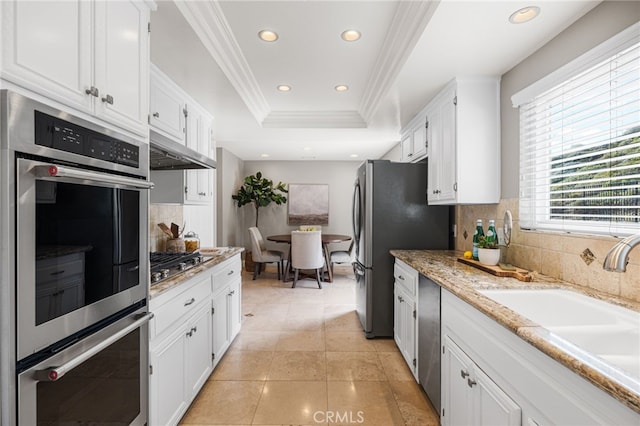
[{"left": 418, "top": 274, "right": 441, "bottom": 414}]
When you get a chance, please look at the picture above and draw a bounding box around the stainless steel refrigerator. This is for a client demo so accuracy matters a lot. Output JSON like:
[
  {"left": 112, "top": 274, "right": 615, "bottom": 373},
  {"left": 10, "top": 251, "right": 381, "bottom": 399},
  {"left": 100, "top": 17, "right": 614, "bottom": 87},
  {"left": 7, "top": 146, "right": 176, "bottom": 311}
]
[{"left": 352, "top": 160, "right": 451, "bottom": 338}]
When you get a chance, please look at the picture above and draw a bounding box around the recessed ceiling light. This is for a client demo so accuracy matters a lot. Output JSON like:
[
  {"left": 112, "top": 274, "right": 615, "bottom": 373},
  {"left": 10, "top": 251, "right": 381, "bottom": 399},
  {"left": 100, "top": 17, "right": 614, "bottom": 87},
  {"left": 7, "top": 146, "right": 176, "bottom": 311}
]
[
  {"left": 303, "top": 147, "right": 312, "bottom": 151},
  {"left": 350, "top": 154, "right": 359, "bottom": 158},
  {"left": 277, "top": 85, "right": 291, "bottom": 92},
  {"left": 335, "top": 85, "right": 349, "bottom": 92},
  {"left": 341, "top": 29, "right": 361, "bottom": 42},
  {"left": 260, "top": 153, "right": 270, "bottom": 158},
  {"left": 258, "top": 29, "right": 278, "bottom": 42},
  {"left": 509, "top": 6, "right": 540, "bottom": 24}
]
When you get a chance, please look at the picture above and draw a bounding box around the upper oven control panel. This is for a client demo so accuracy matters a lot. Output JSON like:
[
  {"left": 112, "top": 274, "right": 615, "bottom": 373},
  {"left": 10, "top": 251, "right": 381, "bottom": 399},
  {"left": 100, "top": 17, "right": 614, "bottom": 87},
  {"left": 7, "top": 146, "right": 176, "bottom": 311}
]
[{"left": 35, "top": 111, "right": 139, "bottom": 168}]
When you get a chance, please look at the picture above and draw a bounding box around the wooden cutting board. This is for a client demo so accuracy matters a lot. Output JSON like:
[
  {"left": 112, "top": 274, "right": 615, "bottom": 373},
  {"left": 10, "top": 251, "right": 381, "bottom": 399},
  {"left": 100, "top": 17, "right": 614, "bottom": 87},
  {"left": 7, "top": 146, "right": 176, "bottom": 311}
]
[{"left": 457, "top": 257, "right": 532, "bottom": 282}]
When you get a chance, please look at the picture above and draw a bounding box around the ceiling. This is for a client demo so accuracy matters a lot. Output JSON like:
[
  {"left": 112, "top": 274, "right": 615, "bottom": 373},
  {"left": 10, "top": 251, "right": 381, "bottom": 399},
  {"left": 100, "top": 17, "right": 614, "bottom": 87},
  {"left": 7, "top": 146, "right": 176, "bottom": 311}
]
[{"left": 169, "top": 0, "right": 601, "bottom": 161}]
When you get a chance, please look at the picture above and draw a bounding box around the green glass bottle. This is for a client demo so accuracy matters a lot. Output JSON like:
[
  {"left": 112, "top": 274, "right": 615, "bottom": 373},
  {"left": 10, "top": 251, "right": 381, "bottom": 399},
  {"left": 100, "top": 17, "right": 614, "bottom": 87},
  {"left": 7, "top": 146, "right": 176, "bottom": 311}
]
[
  {"left": 472, "top": 219, "right": 484, "bottom": 260},
  {"left": 486, "top": 219, "right": 498, "bottom": 247}
]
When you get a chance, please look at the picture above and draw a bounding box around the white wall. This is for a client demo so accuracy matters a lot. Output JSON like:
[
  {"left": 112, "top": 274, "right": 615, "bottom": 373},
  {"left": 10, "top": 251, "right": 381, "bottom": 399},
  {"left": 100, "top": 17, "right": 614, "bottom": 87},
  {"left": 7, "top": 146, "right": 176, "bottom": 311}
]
[
  {"left": 237, "top": 161, "right": 361, "bottom": 252},
  {"left": 216, "top": 147, "right": 244, "bottom": 247}
]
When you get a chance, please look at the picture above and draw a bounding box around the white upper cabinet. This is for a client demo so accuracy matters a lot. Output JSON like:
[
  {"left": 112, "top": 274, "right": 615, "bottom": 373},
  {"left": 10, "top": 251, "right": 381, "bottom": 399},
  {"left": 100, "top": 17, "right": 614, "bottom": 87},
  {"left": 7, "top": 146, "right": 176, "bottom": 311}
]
[
  {"left": 1, "top": 0, "right": 151, "bottom": 137},
  {"left": 427, "top": 77, "right": 500, "bottom": 205},
  {"left": 150, "top": 64, "right": 186, "bottom": 142},
  {"left": 400, "top": 114, "right": 428, "bottom": 163}
]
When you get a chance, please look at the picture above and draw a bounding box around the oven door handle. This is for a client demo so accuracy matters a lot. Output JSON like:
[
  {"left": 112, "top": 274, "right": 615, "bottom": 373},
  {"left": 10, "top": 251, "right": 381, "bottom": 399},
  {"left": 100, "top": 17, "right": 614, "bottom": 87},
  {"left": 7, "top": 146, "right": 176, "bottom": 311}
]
[
  {"left": 34, "top": 312, "right": 154, "bottom": 382},
  {"left": 33, "top": 164, "right": 154, "bottom": 189}
]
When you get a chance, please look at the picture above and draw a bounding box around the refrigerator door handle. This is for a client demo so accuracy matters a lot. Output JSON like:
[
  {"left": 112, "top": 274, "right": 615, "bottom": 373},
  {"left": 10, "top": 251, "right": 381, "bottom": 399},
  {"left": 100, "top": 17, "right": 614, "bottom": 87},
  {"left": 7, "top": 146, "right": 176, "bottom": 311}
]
[{"left": 352, "top": 181, "right": 361, "bottom": 253}]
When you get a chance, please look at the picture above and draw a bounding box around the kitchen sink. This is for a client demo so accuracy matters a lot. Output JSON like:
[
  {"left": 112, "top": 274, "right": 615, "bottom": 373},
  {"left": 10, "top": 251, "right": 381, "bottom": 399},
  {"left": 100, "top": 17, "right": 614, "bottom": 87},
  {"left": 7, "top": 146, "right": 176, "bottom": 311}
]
[{"left": 478, "top": 289, "right": 640, "bottom": 379}]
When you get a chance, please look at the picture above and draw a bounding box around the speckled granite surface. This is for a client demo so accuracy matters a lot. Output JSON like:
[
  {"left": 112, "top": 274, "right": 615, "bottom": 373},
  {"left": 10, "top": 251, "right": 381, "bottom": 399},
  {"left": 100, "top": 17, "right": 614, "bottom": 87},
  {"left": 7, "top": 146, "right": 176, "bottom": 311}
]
[
  {"left": 390, "top": 249, "right": 640, "bottom": 414},
  {"left": 149, "top": 247, "right": 244, "bottom": 299}
]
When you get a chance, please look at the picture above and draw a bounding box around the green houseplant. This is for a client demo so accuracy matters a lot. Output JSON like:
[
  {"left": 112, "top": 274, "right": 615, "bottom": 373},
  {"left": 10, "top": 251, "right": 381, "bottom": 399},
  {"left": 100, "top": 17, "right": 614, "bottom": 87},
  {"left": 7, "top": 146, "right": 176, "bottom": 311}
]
[
  {"left": 232, "top": 171, "right": 288, "bottom": 227},
  {"left": 232, "top": 172, "right": 287, "bottom": 272}
]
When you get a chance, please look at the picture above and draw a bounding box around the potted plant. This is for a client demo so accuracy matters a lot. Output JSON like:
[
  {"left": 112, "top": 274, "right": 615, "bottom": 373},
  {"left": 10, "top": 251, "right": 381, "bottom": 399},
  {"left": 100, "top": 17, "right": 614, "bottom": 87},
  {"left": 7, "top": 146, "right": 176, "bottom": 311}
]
[
  {"left": 232, "top": 172, "right": 288, "bottom": 271},
  {"left": 476, "top": 235, "right": 500, "bottom": 266}
]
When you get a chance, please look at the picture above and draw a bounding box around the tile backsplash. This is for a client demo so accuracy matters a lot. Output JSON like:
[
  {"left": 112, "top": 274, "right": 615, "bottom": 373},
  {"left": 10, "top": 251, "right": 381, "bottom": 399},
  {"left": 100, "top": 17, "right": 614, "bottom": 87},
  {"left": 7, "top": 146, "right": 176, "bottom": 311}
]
[
  {"left": 149, "top": 204, "right": 184, "bottom": 252},
  {"left": 455, "top": 198, "right": 640, "bottom": 303}
]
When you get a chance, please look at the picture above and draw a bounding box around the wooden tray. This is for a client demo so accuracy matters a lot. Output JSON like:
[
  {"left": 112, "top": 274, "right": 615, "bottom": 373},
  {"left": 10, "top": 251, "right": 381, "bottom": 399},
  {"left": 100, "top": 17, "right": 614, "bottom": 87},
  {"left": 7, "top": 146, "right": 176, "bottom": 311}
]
[{"left": 457, "top": 257, "right": 532, "bottom": 282}]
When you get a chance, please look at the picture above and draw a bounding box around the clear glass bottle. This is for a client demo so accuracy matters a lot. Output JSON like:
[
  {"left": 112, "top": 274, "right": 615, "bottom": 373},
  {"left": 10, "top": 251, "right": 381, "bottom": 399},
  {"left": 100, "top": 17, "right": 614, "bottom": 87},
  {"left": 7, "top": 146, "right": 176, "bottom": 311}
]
[
  {"left": 486, "top": 219, "right": 498, "bottom": 247},
  {"left": 184, "top": 231, "right": 200, "bottom": 253},
  {"left": 472, "top": 219, "right": 484, "bottom": 260}
]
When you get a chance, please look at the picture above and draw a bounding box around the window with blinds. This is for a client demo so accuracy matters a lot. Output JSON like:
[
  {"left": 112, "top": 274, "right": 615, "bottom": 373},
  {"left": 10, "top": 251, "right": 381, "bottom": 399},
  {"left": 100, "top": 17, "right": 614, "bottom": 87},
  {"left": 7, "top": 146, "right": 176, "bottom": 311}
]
[{"left": 514, "top": 23, "right": 640, "bottom": 237}]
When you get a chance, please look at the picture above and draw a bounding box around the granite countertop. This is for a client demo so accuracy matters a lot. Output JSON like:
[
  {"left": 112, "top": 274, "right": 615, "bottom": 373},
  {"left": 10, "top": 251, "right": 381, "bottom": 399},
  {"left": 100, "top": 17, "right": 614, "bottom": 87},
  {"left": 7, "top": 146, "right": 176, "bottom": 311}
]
[
  {"left": 390, "top": 249, "right": 640, "bottom": 414},
  {"left": 149, "top": 247, "right": 244, "bottom": 299}
]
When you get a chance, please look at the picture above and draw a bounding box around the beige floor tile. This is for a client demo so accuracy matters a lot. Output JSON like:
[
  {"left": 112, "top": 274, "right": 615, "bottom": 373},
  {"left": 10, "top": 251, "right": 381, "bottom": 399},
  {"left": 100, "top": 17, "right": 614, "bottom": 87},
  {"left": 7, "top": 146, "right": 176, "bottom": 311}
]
[
  {"left": 241, "top": 314, "right": 287, "bottom": 332},
  {"left": 179, "top": 380, "right": 263, "bottom": 425},
  {"left": 267, "top": 351, "right": 326, "bottom": 380},
  {"left": 276, "top": 330, "right": 326, "bottom": 351},
  {"left": 325, "top": 331, "right": 377, "bottom": 352},
  {"left": 327, "top": 381, "right": 405, "bottom": 426},
  {"left": 370, "top": 338, "right": 400, "bottom": 352},
  {"left": 229, "top": 331, "right": 281, "bottom": 352},
  {"left": 288, "top": 302, "right": 325, "bottom": 315},
  {"left": 324, "top": 310, "right": 362, "bottom": 332},
  {"left": 378, "top": 352, "right": 415, "bottom": 381},
  {"left": 326, "top": 352, "right": 386, "bottom": 381},
  {"left": 388, "top": 380, "right": 440, "bottom": 426},
  {"left": 252, "top": 381, "right": 328, "bottom": 425},
  {"left": 210, "top": 351, "right": 273, "bottom": 381}
]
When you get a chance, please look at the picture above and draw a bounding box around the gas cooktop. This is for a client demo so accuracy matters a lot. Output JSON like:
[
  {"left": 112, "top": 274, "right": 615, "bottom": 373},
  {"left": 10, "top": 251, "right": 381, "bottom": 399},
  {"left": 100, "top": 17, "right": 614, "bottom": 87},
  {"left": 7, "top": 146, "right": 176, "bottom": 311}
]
[{"left": 149, "top": 251, "right": 212, "bottom": 285}]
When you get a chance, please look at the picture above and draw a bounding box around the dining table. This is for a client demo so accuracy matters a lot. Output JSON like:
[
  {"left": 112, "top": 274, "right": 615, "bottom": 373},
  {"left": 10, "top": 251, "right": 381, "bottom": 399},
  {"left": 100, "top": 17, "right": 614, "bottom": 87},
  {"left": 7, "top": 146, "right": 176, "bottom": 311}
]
[{"left": 267, "top": 233, "right": 352, "bottom": 283}]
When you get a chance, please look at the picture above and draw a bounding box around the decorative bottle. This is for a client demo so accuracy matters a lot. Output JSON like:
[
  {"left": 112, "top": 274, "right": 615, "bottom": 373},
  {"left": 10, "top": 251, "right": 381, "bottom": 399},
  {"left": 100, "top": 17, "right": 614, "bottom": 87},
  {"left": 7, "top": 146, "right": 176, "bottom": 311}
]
[
  {"left": 486, "top": 220, "right": 498, "bottom": 247},
  {"left": 472, "top": 219, "right": 484, "bottom": 260}
]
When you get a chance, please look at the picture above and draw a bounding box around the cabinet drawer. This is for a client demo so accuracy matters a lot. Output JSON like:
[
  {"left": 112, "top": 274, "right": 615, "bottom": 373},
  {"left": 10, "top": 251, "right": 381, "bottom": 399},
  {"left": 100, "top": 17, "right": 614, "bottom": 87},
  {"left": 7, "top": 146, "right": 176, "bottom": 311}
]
[
  {"left": 153, "top": 275, "right": 211, "bottom": 338},
  {"left": 36, "top": 253, "right": 84, "bottom": 285},
  {"left": 212, "top": 256, "right": 241, "bottom": 293},
  {"left": 394, "top": 260, "right": 417, "bottom": 296}
]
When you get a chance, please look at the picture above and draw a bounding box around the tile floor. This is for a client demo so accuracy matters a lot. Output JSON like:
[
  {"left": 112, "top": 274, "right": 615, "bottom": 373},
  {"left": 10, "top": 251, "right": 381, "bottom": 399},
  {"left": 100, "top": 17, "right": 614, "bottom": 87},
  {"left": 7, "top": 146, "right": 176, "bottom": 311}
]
[{"left": 179, "top": 265, "right": 439, "bottom": 426}]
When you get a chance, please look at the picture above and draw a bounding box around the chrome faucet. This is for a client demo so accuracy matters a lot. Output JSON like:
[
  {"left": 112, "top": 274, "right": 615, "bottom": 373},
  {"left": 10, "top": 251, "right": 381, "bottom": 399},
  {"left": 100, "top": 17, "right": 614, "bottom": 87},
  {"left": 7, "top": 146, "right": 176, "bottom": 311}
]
[{"left": 603, "top": 233, "right": 640, "bottom": 272}]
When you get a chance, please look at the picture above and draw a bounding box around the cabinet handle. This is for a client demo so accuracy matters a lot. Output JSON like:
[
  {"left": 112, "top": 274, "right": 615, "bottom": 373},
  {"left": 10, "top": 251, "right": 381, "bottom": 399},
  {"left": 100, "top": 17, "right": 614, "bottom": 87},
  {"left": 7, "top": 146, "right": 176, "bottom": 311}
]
[
  {"left": 198, "top": 192, "right": 206, "bottom": 196},
  {"left": 398, "top": 275, "right": 405, "bottom": 280},
  {"left": 460, "top": 370, "right": 470, "bottom": 379},
  {"left": 191, "top": 326, "right": 197, "bottom": 334},
  {"left": 467, "top": 378, "right": 477, "bottom": 388},
  {"left": 152, "top": 112, "right": 160, "bottom": 118},
  {"left": 227, "top": 270, "right": 234, "bottom": 276},
  {"left": 186, "top": 330, "right": 192, "bottom": 337},
  {"left": 85, "top": 86, "right": 99, "bottom": 97},
  {"left": 398, "top": 295, "right": 403, "bottom": 303},
  {"left": 101, "top": 94, "right": 114, "bottom": 105},
  {"left": 50, "top": 270, "right": 65, "bottom": 276},
  {"left": 453, "top": 183, "right": 458, "bottom": 192},
  {"left": 184, "top": 297, "right": 196, "bottom": 306}
]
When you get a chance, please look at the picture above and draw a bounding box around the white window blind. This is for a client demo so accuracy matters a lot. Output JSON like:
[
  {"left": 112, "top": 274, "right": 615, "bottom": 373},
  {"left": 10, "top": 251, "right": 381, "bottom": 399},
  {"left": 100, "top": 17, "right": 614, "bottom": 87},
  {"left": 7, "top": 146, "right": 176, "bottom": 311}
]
[{"left": 516, "top": 24, "right": 640, "bottom": 237}]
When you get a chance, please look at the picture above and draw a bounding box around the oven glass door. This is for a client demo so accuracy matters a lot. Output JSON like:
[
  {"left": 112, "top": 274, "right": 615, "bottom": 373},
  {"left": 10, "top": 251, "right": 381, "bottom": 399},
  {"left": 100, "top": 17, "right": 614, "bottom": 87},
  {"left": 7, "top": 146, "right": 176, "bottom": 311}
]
[
  {"left": 18, "top": 308, "right": 151, "bottom": 426},
  {"left": 17, "top": 158, "right": 149, "bottom": 360}
]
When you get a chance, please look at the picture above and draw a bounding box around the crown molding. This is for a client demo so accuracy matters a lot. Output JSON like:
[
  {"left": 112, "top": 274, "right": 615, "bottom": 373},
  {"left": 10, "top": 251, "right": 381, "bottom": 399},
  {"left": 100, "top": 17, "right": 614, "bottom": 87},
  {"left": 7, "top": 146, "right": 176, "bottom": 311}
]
[
  {"left": 359, "top": 0, "right": 440, "bottom": 123},
  {"left": 262, "top": 111, "right": 367, "bottom": 129},
  {"left": 174, "top": 0, "right": 271, "bottom": 123}
]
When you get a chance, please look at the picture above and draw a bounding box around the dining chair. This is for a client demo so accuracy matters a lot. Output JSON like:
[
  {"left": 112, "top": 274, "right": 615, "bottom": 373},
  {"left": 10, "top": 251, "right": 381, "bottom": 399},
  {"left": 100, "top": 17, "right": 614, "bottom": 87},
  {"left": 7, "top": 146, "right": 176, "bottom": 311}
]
[
  {"left": 329, "top": 239, "right": 355, "bottom": 275},
  {"left": 248, "top": 227, "right": 284, "bottom": 280},
  {"left": 290, "top": 230, "right": 324, "bottom": 288}
]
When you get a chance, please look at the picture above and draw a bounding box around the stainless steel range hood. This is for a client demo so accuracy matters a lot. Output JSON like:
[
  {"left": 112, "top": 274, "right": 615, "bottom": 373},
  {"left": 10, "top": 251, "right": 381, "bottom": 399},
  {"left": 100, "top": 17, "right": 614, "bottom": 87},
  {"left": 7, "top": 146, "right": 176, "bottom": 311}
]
[{"left": 149, "top": 131, "right": 216, "bottom": 170}]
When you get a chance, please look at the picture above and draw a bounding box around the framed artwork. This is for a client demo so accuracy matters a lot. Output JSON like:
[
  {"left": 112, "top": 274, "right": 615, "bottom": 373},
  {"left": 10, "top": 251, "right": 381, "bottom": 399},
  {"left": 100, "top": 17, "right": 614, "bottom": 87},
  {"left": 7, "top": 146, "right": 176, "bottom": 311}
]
[{"left": 288, "top": 184, "right": 329, "bottom": 225}]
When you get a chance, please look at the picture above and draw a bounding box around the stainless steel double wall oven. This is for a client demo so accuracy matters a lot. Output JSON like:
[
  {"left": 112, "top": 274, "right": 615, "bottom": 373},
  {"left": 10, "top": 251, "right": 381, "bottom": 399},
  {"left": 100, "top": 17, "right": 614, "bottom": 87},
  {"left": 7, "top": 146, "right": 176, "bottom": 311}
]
[{"left": 1, "top": 90, "right": 152, "bottom": 425}]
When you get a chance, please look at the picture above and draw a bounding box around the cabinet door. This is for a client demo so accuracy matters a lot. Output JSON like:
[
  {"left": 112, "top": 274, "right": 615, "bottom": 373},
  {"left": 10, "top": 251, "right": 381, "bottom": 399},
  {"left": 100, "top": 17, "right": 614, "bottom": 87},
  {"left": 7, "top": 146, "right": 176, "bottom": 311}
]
[
  {"left": 412, "top": 123, "right": 427, "bottom": 160},
  {"left": 211, "top": 288, "right": 230, "bottom": 366},
  {"left": 427, "top": 106, "right": 441, "bottom": 203},
  {"left": 186, "top": 303, "right": 213, "bottom": 398},
  {"left": 150, "top": 73, "right": 186, "bottom": 142},
  {"left": 442, "top": 336, "right": 474, "bottom": 426},
  {"left": 94, "top": 0, "right": 149, "bottom": 136},
  {"left": 400, "top": 134, "right": 413, "bottom": 162},
  {"left": 185, "top": 103, "right": 203, "bottom": 153},
  {"left": 438, "top": 91, "right": 457, "bottom": 203},
  {"left": 150, "top": 327, "right": 188, "bottom": 426},
  {"left": 393, "top": 285, "right": 404, "bottom": 351},
  {"left": 1, "top": 0, "right": 93, "bottom": 112},
  {"left": 228, "top": 278, "right": 242, "bottom": 341},
  {"left": 475, "top": 367, "right": 521, "bottom": 426}
]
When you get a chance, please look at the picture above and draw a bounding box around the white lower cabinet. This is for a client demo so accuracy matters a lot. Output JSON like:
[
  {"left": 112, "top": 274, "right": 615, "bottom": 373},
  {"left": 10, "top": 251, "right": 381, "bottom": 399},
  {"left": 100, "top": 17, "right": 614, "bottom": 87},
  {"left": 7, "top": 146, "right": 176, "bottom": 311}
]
[
  {"left": 441, "top": 289, "right": 639, "bottom": 426},
  {"left": 211, "top": 256, "right": 242, "bottom": 367},
  {"left": 393, "top": 259, "right": 418, "bottom": 379},
  {"left": 442, "top": 335, "right": 520, "bottom": 426}
]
